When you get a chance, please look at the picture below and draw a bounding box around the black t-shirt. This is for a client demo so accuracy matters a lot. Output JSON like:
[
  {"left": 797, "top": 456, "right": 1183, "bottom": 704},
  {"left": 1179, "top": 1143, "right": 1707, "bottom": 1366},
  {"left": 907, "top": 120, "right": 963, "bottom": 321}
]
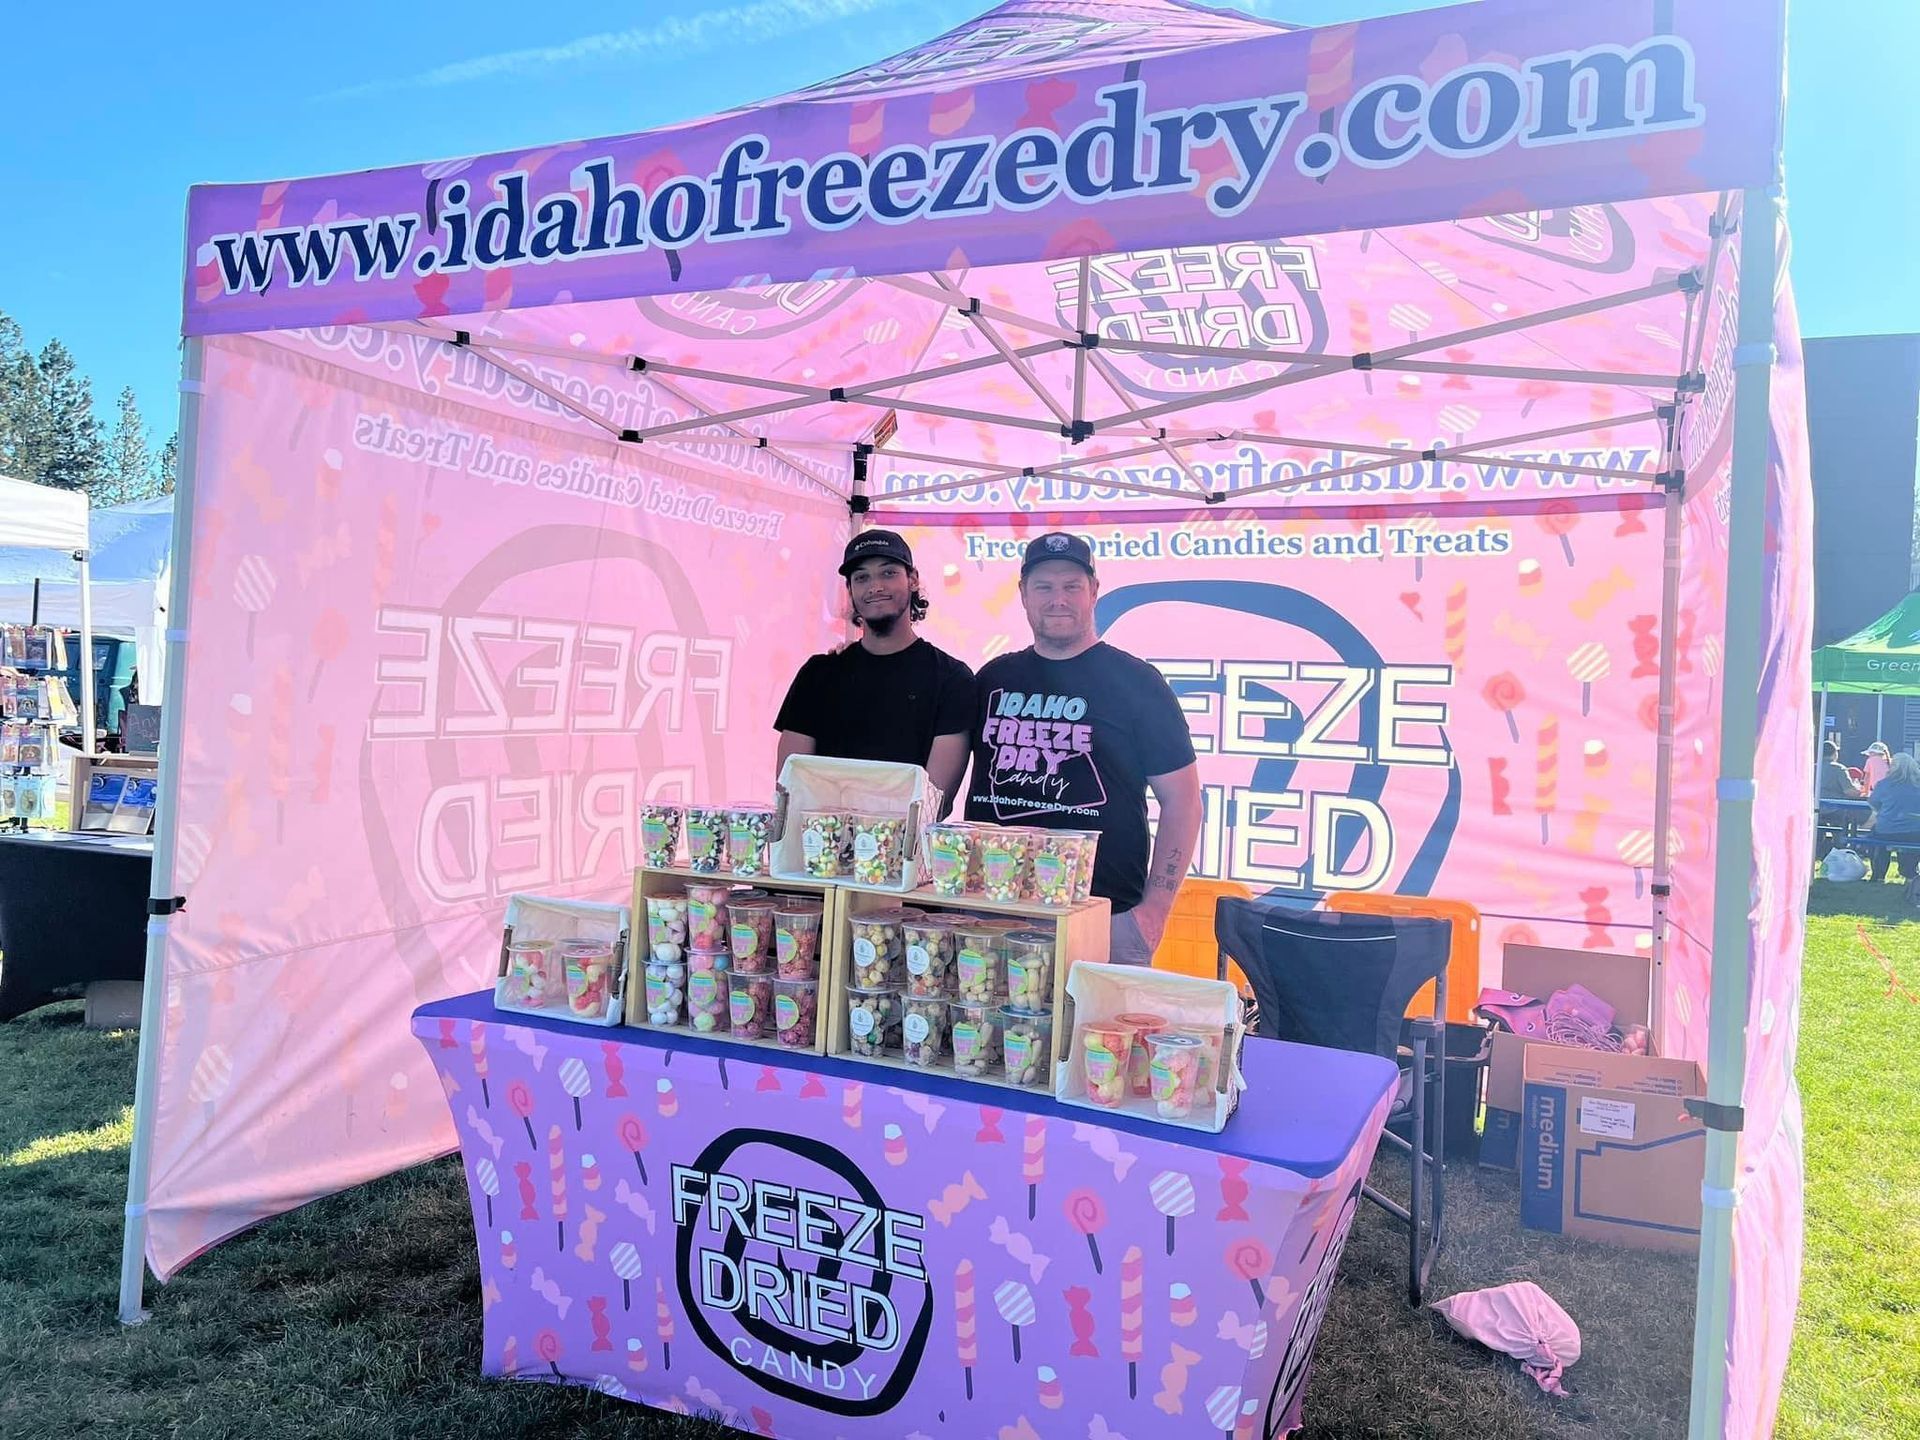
[
  {"left": 964, "top": 643, "right": 1196, "bottom": 913},
  {"left": 774, "top": 639, "right": 976, "bottom": 767}
]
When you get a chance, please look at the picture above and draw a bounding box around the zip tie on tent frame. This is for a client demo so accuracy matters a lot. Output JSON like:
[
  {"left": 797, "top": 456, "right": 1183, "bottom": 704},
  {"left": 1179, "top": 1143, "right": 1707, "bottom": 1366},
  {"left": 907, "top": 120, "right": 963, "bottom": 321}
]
[{"left": 177, "top": 379, "right": 204, "bottom": 395}]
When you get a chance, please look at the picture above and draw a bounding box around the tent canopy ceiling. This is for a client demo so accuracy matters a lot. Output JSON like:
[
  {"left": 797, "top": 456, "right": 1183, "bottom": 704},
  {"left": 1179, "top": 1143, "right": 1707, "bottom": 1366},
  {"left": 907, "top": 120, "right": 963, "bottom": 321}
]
[{"left": 1813, "top": 590, "right": 1920, "bottom": 693}]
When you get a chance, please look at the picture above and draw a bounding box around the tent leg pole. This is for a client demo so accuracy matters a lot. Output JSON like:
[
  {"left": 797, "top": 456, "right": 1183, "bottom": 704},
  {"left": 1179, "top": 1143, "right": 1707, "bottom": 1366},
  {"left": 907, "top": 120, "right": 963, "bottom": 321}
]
[
  {"left": 1685, "top": 186, "right": 1777, "bottom": 1440},
  {"left": 117, "top": 336, "right": 207, "bottom": 1325},
  {"left": 1875, "top": 692, "right": 1884, "bottom": 747},
  {"left": 1814, "top": 685, "right": 1828, "bottom": 815},
  {"left": 78, "top": 551, "right": 96, "bottom": 755},
  {"left": 1649, "top": 483, "right": 1682, "bottom": 1046}
]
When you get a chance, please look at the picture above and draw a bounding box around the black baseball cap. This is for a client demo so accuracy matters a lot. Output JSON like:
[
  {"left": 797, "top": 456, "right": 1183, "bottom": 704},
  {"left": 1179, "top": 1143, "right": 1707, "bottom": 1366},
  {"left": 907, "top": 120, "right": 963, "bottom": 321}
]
[
  {"left": 839, "top": 529, "right": 914, "bottom": 576},
  {"left": 1020, "top": 531, "right": 1096, "bottom": 578}
]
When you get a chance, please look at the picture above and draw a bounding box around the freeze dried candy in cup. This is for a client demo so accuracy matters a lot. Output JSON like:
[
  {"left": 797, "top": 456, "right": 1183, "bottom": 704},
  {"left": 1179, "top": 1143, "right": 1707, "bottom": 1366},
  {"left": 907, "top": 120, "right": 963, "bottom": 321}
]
[
  {"left": 726, "top": 804, "right": 774, "bottom": 877},
  {"left": 1028, "top": 831, "right": 1087, "bottom": 908},
  {"left": 773, "top": 977, "right": 818, "bottom": 1049},
  {"left": 728, "top": 973, "right": 774, "bottom": 1041},
  {"left": 683, "top": 881, "right": 735, "bottom": 951},
  {"left": 683, "top": 806, "right": 729, "bottom": 873},
  {"left": 848, "top": 907, "right": 919, "bottom": 988},
  {"left": 952, "top": 923, "right": 1008, "bottom": 1003},
  {"left": 1162, "top": 1024, "right": 1224, "bottom": 1095},
  {"left": 644, "top": 969, "right": 683, "bottom": 1027},
  {"left": 774, "top": 900, "right": 826, "bottom": 980},
  {"left": 1004, "top": 930, "right": 1055, "bottom": 1008},
  {"left": 645, "top": 894, "right": 687, "bottom": 962},
  {"left": 923, "top": 823, "right": 977, "bottom": 897},
  {"left": 799, "top": 811, "right": 848, "bottom": 878},
  {"left": 687, "top": 969, "right": 729, "bottom": 1034},
  {"left": 561, "top": 940, "right": 616, "bottom": 1018},
  {"left": 1116, "top": 1011, "right": 1170, "bottom": 1098},
  {"left": 902, "top": 996, "right": 949, "bottom": 1069},
  {"left": 727, "top": 897, "right": 777, "bottom": 974},
  {"left": 641, "top": 804, "right": 682, "bottom": 868},
  {"left": 1148, "top": 1032, "right": 1205, "bottom": 1119},
  {"left": 947, "top": 998, "right": 1003, "bottom": 1078},
  {"left": 1058, "top": 828, "right": 1100, "bottom": 902},
  {"left": 902, "top": 915, "right": 960, "bottom": 998},
  {"left": 849, "top": 811, "right": 907, "bottom": 886},
  {"left": 999, "top": 1006, "right": 1055, "bottom": 1089},
  {"left": 845, "top": 985, "right": 902, "bottom": 1058},
  {"left": 1079, "top": 1021, "right": 1136, "bottom": 1108},
  {"left": 504, "top": 940, "right": 560, "bottom": 1008},
  {"left": 976, "top": 827, "right": 1034, "bottom": 903}
]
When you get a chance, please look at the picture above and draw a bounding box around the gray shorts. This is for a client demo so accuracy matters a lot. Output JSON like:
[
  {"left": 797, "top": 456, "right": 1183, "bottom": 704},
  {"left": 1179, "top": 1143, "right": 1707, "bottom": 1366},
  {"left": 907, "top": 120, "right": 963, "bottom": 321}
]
[{"left": 1108, "top": 909, "right": 1154, "bottom": 966}]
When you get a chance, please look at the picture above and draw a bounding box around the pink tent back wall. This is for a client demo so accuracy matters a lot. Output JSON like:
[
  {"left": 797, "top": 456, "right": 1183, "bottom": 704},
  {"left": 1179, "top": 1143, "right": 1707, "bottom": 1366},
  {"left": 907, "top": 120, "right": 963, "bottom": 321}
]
[{"left": 143, "top": 1, "right": 1803, "bottom": 1433}]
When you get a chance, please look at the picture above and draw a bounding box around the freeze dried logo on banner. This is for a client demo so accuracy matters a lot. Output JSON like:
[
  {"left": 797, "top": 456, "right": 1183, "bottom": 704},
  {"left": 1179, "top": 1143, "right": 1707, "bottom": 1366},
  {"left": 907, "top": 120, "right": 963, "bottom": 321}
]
[
  {"left": 673, "top": 1128, "right": 934, "bottom": 1414},
  {"left": 1099, "top": 579, "right": 1461, "bottom": 898},
  {"left": 1462, "top": 204, "right": 1636, "bottom": 275},
  {"left": 1044, "top": 244, "right": 1331, "bottom": 401}
]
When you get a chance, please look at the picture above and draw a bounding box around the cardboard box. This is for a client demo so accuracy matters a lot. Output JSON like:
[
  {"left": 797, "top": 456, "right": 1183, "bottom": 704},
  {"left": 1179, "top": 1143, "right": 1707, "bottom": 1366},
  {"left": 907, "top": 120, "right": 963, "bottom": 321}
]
[
  {"left": 1480, "top": 944, "right": 1652, "bottom": 1169},
  {"left": 1519, "top": 1046, "right": 1706, "bottom": 1253}
]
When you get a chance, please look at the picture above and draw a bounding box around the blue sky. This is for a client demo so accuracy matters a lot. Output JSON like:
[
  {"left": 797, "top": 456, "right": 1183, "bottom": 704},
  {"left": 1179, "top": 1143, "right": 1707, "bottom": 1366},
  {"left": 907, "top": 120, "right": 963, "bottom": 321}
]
[{"left": 0, "top": 0, "right": 1910, "bottom": 436}]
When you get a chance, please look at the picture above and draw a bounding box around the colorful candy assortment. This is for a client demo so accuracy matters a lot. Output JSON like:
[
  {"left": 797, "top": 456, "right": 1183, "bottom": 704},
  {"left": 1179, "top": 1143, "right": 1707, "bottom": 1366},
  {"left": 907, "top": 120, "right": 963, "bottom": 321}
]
[
  {"left": 640, "top": 804, "right": 682, "bottom": 868},
  {"left": 1080, "top": 1021, "right": 1135, "bottom": 1107},
  {"left": 849, "top": 907, "right": 918, "bottom": 987},
  {"left": 684, "top": 806, "right": 729, "bottom": 873},
  {"left": 948, "top": 999, "right": 1003, "bottom": 1078},
  {"left": 773, "top": 978, "right": 818, "bottom": 1048},
  {"left": 902, "top": 996, "right": 948, "bottom": 1068},
  {"left": 774, "top": 900, "right": 826, "bottom": 980},
  {"left": 727, "top": 897, "right": 777, "bottom": 973},
  {"left": 846, "top": 986, "right": 902, "bottom": 1058},
  {"left": 923, "top": 823, "right": 976, "bottom": 896},
  {"left": 1000, "top": 1007, "right": 1054, "bottom": 1088},
  {"left": 560, "top": 940, "right": 616, "bottom": 1018},
  {"left": 902, "top": 915, "right": 959, "bottom": 998},
  {"left": 728, "top": 973, "right": 775, "bottom": 1040},
  {"left": 849, "top": 812, "right": 907, "bottom": 886},
  {"left": 726, "top": 804, "right": 775, "bottom": 877},
  {"left": 1147, "top": 1033, "right": 1205, "bottom": 1119}
]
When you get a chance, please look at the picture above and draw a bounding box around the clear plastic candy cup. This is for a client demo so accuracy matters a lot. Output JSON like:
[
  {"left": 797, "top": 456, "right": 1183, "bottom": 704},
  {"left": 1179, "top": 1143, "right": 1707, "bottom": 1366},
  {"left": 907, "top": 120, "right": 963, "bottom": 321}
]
[
  {"left": 922, "top": 823, "right": 977, "bottom": 897},
  {"left": 849, "top": 812, "right": 908, "bottom": 886},
  {"left": 684, "top": 881, "right": 735, "bottom": 950},
  {"left": 684, "top": 806, "right": 729, "bottom": 873},
  {"left": 641, "top": 804, "right": 683, "bottom": 868},
  {"left": 1148, "top": 1032, "right": 1206, "bottom": 1119},
  {"left": 1115, "top": 1012, "right": 1171, "bottom": 1098},
  {"left": 1028, "top": 832, "right": 1086, "bottom": 908},
  {"left": 848, "top": 906, "right": 919, "bottom": 988},
  {"left": 1163, "top": 1024, "right": 1225, "bottom": 1096},
  {"left": 773, "top": 977, "right": 818, "bottom": 1049},
  {"left": 952, "top": 924, "right": 1008, "bottom": 1004},
  {"left": 999, "top": 1005, "right": 1055, "bottom": 1089},
  {"left": 902, "top": 915, "right": 960, "bottom": 999},
  {"left": 902, "top": 996, "right": 948, "bottom": 1069},
  {"left": 1004, "top": 930, "right": 1055, "bottom": 1009},
  {"left": 728, "top": 972, "right": 774, "bottom": 1040},
  {"left": 774, "top": 901, "right": 826, "bottom": 980},
  {"left": 1079, "top": 1020, "right": 1137, "bottom": 1107},
  {"left": 561, "top": 940, "right": 616, "bottom": 1017},
  {"left": 845, "top": 985, "right": 902, "bottom": 1058},
  {"left": 505, "top": 940, "right": 560, "bottom": 1007},
  {"left": 977, "top": 827, "right": 1034, "bottom": 903},
  {"left": 686, "top": 969, "right": 729, "bottom": 1034},
  {"left": 727, "top": 897, "right": 777, "bottom": 973},
  {"left": 726, "top": 804, "right": 775, "bottom": 877},
  {"left": 799, "top": 811, "right": 847, "bottom": 878},
  {"left": 948, "top": 999, "right": 1004, "bottom": 1078}
]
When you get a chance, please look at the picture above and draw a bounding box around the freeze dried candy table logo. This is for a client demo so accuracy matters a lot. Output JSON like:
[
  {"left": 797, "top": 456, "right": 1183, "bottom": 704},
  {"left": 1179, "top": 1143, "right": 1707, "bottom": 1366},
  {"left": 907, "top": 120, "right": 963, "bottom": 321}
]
[{"left": 672, "top": 1128, "right": 934, "bottom": 1414}]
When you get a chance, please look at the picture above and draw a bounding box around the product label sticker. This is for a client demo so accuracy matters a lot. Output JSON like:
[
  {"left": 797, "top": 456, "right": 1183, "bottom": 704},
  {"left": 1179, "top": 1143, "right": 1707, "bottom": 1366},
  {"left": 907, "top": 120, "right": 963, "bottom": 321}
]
[
  {"left": 854, "top": 833, "right": 880, "bottom": 862},
  {"left": 903, "top": 1013, "right": 931, "bottom": 1045},
  {"left": 906, "top": 944, "right": 931, "bottom": 975},
  {"left": 850, "top": 1007, "right": 876, "bottom": 1039},
  {"left": 853, "top": 937, "right": 877, "bottom": 966},
  {"left": 775, "top": 994, "right": 799, "bottom": 1030},
  {"left": 731, "top": 923, "right": 760, "bottom": 958},
  {"left": 1577, "top": 1096, "right": 1638, "bottom": 1140}
]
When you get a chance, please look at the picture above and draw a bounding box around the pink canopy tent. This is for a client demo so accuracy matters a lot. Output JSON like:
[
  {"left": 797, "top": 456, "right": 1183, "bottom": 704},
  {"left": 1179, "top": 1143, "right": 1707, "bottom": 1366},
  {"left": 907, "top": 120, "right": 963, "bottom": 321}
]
[{"left": 120, "top": 1, "right": 1806, "bottom": 1435}]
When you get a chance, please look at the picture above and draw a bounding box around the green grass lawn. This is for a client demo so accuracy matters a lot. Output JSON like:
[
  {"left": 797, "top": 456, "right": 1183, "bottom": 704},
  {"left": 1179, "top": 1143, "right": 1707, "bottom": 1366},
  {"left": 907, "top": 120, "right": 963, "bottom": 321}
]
[{"left": 0, "top": 890, "right": 1911, "bottom": 1438}]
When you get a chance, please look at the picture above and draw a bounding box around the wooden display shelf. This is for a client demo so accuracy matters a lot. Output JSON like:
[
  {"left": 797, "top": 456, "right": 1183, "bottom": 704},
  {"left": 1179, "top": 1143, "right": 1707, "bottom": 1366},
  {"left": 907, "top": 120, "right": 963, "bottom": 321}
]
[
  {"left": 823, "top": 886, "right": 1109, "bottom": 1068},
  {"left": 626, "top": 864, "right": 843, "bottom": 1055},
  {"left": 824, "top": 1044, "right": 1061, "bottom": 1095}
]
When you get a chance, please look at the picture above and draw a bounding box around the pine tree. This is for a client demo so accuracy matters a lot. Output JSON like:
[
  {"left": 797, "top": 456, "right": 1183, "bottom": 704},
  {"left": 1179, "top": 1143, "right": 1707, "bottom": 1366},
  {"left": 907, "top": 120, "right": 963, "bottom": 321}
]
[
  {"left": 102, "top": 387, "right": 152, "bottom": 505},
  {"left": 0, "top": 314, "right": 55, "bottom": 485},
  {"left": 153, "top": 431, "right": 179, "bottom": 495},
  {"left": 38, "top": 338, "right": 105, "bottom": 491}
]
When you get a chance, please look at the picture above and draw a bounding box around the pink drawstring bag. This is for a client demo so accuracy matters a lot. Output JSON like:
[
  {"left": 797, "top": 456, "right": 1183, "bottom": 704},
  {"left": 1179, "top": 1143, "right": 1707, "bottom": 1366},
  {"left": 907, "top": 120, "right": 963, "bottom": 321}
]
[{"left": 1431, "top": 1282, "right": 1582, "bottom": 1395}]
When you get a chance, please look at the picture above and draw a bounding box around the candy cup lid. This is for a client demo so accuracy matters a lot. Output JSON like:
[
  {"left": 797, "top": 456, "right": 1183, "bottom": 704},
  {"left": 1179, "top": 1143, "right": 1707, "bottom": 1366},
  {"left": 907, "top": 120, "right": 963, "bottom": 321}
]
[
  {"left": 1114, "top": 1011, "right": 1170, "bottom": 1031},
  {"left": 1149, "top": 1032, "right": 1203, "bottom": 1053},
  {"left": 999, "top": 1004, "right": 1052, "bottom": 1021}
]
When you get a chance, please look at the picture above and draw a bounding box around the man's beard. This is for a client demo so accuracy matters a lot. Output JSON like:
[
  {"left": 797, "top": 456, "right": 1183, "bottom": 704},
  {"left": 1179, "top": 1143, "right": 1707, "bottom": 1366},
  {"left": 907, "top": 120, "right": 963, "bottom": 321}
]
[{"left": 860, "top": 607, "right": 903, "bottom": 637}]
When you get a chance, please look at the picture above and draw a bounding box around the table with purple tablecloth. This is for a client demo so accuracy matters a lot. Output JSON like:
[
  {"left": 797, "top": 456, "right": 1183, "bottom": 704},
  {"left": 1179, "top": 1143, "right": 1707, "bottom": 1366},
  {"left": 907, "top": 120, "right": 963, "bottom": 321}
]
[{"left": 414, "top": 989, "right": 1396, "bottom": 1439}]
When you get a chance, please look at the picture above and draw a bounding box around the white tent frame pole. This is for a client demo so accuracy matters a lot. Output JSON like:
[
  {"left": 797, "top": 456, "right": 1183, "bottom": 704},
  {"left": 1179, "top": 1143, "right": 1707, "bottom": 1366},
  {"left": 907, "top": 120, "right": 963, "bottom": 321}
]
[
  {"left": 1083, "top": 349, "right": 1213, "bottom": 497},
  {"left": 1648, "top": 481, "right": 1682, "bottom": 1044},
  {"left": 1685, "top": 185, "right": 1777, "bottom": 1440},
  {"left": 879, "top": 273, "right": 1079, "bottom": 340},
  {"left": 118, "top": 336, "right": 207, "bottom": 1325},
  {"left": 930, "top": 274, "right": 1073, "bottom": 428},
  {"left": 1876, "top": 692, "right": 1884, "bottom": 746},
  {"left": 1071, "top": 258, "right": 1091, "bottom": 432},
  {"left": 76, "top": 541, "right": 96, "bottom": 755},
  {"left": 1814, "top": 685, "right": 1829, "bottom": 813},
  {"left": 636, "top": 371, "right": 849, "bottom": 502}
]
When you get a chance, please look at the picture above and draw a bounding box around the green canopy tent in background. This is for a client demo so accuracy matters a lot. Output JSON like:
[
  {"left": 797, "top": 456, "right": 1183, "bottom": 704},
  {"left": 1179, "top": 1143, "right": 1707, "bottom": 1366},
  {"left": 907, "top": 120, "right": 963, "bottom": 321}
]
[{"left": 1812, "top": 590, "right": 1920, "bottom": 769}]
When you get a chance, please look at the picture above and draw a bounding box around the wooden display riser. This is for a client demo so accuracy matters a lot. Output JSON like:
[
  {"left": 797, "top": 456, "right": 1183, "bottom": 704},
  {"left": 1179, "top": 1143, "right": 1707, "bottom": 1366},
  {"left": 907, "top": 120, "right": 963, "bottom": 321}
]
[{"left": 626, "top": 863, "right": 842, "bottom": 1054}]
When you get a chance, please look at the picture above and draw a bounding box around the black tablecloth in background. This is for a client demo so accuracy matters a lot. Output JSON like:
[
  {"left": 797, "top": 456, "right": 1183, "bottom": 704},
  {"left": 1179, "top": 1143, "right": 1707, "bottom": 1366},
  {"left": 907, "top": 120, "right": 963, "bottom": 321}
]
[{"left": 0, "top": 830, "right": 152, "bottom": 1020}]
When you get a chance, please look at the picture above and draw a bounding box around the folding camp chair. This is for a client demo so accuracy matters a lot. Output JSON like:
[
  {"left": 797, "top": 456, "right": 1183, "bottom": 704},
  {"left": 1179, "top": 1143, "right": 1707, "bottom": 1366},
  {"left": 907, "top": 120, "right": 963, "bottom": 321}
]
[{"left": 1215, "top": 898, "right": 1451, "bottom": 1305}]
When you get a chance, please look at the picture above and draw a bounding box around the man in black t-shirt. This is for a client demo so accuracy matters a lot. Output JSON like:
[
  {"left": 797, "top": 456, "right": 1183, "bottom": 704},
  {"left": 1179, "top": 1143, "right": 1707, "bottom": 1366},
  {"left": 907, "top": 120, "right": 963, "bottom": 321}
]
[
  {"left": 775, "top": 530, "right": 974, "bottom": 813},
  {"left": 965, "top": 532, "right": 1202, "bottom": 964}
]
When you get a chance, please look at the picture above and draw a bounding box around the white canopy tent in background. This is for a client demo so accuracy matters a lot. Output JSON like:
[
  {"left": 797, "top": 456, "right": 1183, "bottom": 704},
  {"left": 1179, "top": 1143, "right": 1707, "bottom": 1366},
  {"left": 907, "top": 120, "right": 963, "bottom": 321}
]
[
  {"left": 0, "top": 496, "right": 173, "bottom": 702},
  {"left": 0, "top": 473, "right": 97, "bottom": 748}
]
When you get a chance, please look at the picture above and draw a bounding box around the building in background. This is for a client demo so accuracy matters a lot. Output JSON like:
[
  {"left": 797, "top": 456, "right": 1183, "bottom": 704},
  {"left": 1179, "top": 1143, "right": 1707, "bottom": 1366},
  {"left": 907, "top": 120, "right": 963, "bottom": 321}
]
[{"left": 1806, "top": 333, "right": 1920, "bottom": 758}]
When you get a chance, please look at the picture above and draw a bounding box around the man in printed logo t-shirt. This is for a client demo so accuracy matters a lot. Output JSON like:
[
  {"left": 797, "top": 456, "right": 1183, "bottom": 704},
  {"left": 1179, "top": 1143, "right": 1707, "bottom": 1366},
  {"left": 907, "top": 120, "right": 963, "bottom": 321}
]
[{"left": 964, "top": 532, "right": 1202, "bottom": 964}]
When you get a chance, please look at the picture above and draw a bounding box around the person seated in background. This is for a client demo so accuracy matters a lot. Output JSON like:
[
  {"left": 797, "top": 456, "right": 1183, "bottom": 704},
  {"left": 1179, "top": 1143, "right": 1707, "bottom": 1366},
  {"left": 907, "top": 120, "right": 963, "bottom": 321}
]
[
  {"left": 1864, "top": 750, "right": 1920, "bottom": 882},
  {"left": 1816, "top": 740, "right": 1864, "bottom": 863},
  {"left": 1863, "top": 740, "right": 1892, "bottom": 794}
]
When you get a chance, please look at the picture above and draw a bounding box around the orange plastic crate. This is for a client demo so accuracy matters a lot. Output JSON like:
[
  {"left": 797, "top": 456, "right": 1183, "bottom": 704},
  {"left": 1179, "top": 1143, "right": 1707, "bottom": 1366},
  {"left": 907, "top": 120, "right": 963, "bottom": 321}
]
[
  {"left": 1324, "top": 891, "right": 1482, "bottom": 1024},
  {"left": 1150, "top": 877, "right": 1254, "bottom": 993}
]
